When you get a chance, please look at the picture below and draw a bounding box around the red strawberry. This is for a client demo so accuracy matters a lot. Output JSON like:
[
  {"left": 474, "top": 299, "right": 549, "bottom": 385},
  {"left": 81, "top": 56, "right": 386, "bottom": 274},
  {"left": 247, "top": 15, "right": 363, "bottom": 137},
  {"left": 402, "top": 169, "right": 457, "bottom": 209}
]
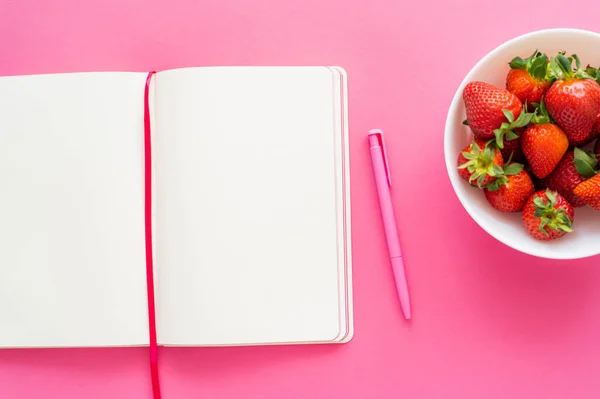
[
  {"left": 499, "top": 134, "right": 525, "bottom": 163},
  {"left": 522, "top": 189, "right": 574, "bottom": 240},
  {"left": 544, "top": 149, "right": 597, "bottom": 207},
  {"left": 585, "top": 67, "right": 600, "bottom": 138},
  {"left": 594, "top": 111, "right": 600, "bottom": 138},
  {"left": 506, "top": 50, "right": 551, "bottom": 109},
  {"left": 573, "top": 174, "right": 600, "bottom": 211},
  {"left": 521, "top": 101, "right": 569, "bottom": 179},
  {"left": 545, "top": 54, "right": 600, "bottom": 146},
  {"left": 462, "top": 81, "right": 529, "bottom": 143},
  {"left": 457, "top": 140, "right": 504, "bottom": 187},
  {"left": 484, "top": 164, "right": 534, "bottom": 212}
]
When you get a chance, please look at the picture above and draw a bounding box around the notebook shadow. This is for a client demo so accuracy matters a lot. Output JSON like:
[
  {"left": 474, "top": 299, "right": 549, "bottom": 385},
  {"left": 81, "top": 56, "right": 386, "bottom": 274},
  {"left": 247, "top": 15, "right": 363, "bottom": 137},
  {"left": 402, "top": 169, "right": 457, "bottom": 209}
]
[
  {"left": 0, "top": 346, "right": 148, "bottom": 372},
  {"left": 160, "top": 341, "right": 347, "bottom": 377},
  {"left": 0, "top": 343, "right": 348, "bottom": 387}
]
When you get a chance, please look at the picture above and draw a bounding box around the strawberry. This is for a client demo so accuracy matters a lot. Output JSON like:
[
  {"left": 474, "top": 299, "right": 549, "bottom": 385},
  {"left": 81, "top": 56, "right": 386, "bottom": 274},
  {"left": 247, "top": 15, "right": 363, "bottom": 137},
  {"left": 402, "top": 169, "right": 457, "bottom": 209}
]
[
  {"left": 521, "top": 101, "right": 569, "bottom": 179},
  {"left": 544, "top": 149, "right": 597, "bottom": 207},
  {"left": 499, "top": 133, "right": 525, "bottom": 163},
  {"left": 506, "top": 50, "right": 551, "bottom": 109},
  {"left": 594, "top": 111, "right": 600, "bottom": 138},
  {"left": 545, "top": 54, "right": 600, "bottom": 146},
  {"left": 457, "top": 140, "right": 504, "bottom": 187},
  {"left": 522, "top": 189, "right": 574, "bottom": 240},
  {"left": 462, "top": 81, "right": 531, "bottom": 143},
  {"left": 585, "top": 68, "right": 600, "bottom": 138},
  {"left": 573, "top": 174, "right": 600, "bottom": 211},
  {"left": 484, "top": 163, "right": 534, "bottom": 212}
]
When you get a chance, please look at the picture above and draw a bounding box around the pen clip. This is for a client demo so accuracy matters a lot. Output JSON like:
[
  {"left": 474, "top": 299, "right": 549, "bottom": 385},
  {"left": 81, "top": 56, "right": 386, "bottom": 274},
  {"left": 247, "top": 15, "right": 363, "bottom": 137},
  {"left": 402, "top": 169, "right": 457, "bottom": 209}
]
[{"left": 368, "top": 129, "right": 391, "bottom": 186}]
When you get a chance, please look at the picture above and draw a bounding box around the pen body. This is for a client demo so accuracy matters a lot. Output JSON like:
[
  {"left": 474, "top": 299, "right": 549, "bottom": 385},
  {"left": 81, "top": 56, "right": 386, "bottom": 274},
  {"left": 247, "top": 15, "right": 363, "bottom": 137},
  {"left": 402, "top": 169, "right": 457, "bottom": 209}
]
[
  {"left": 370, "top": 141, "right": 411, "bottom": 319},
  {"left": 369, "top": 145, "right": 402, "bottom": 259}
]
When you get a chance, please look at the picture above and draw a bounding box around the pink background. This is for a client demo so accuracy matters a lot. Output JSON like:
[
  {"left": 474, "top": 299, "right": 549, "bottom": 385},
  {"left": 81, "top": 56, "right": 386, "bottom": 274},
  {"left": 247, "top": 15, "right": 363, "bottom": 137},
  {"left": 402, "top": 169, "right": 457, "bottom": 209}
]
[{"left": 1, "top": 1, "right": 600, "bottom": 398}]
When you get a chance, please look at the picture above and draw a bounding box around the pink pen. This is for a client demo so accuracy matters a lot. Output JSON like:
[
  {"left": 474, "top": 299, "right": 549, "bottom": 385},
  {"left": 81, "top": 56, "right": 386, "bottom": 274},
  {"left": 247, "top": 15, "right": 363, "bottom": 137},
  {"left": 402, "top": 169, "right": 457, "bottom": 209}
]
[{"left": 368, "top": 129, "right": 411, "bottom": 320}]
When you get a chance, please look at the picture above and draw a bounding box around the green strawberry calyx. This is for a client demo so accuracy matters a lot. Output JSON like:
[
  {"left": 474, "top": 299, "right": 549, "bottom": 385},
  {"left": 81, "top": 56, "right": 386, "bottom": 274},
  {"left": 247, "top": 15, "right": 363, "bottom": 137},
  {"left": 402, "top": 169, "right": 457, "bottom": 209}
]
[
  {"left": 573, "top": 147, "right": 599, "bottom": 178},
  {"left": 458, "top": 141, "right": 503, "bottom": 188},
  {"left": 533, "top": 189, "right": 573, "bottom": 235},
  {"left": 584, "top": 65, "right": 600, "bottom": 86},
  {"left": 485, "top": 161, "right": 524, "bottom": 191},
  {"left": 493, "top": 108, "right": 533, "bottom": 149},
  {"left": 548, "top": 53, "right": 596, "bottom": 81},
  {"left": 529, "top": 99, "right": 553, "bottom": 125},
  {"left": 509, "top": 49, "right": 550, "bottom": 82}
]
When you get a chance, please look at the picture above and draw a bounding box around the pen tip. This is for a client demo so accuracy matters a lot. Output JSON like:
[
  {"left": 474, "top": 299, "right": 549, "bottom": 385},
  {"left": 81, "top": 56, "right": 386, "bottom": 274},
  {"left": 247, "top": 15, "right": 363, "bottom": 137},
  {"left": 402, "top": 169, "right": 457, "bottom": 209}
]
[{"left": 403, "top": 306, "right": 411, "bottom": 320}]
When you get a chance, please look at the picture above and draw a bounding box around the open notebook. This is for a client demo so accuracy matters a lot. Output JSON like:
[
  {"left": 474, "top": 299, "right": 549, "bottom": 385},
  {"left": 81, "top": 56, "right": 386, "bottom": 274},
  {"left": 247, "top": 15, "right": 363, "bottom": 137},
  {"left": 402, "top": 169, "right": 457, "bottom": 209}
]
[{"left": 0, "top": 66, "right": 352, "bottom": 348}]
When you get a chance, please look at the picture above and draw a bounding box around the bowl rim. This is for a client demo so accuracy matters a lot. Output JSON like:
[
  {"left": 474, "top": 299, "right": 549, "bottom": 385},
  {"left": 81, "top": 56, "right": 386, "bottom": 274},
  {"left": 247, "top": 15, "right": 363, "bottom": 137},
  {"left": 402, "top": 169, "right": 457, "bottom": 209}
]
[{"left": 444, "top": 28, "right": 600, "bottom": 260}]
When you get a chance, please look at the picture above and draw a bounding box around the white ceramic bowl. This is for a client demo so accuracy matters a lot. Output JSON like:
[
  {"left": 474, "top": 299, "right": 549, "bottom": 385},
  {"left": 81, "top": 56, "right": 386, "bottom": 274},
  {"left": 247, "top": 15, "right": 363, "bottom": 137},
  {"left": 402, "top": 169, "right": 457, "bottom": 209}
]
[{"left": 445, "top": 28, "right": 600, "bottom": 260}]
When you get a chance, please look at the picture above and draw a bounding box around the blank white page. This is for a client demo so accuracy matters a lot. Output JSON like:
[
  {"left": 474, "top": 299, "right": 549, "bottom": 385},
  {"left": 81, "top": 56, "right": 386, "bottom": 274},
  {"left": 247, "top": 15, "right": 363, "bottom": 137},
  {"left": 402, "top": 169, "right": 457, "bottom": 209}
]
[
  {"left": 0, "top": 72, "right": 149, "bottom": 347},
  {"left": 154, "top": 67, "right": 346, "bottom": 345}
]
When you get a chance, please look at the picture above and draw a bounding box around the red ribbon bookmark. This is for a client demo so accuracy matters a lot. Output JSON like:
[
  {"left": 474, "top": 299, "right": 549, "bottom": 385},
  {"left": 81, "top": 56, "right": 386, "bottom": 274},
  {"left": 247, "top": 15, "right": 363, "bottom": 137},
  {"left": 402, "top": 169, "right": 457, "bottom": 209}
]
[{"left": 144, "top": 71, "right": 161, "bottom": 399}]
